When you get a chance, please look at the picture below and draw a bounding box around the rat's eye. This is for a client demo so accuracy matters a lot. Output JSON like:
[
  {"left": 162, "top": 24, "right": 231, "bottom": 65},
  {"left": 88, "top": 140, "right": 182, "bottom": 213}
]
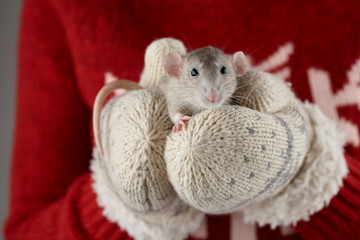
[
  {"left": 191, "top": 68, "right": 199, "bottom": 77},
  {"left": 220, "top": 66, "right": 227, "bottom": 75}
]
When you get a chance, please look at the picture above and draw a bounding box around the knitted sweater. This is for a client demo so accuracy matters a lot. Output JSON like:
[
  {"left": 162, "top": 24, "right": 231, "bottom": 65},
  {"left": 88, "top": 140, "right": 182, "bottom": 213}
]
[{"left": 4, "top": 0, "right": 360, "bottom": 239}]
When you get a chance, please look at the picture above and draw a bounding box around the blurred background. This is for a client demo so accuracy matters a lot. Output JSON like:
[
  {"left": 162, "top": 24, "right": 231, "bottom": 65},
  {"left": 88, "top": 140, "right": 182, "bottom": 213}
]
[{"left": 0, "top": 0, "right": 22, "bottom": 239}]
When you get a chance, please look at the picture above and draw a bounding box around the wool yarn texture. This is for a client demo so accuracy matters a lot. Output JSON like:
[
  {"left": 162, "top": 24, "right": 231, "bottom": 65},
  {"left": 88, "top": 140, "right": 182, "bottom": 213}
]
[
  {"left": 165, "top": 70, "right": 311, "bottom": 213},
  {"left": 94, "top": 89, "right": 204, "bottom": 240},
  {"left": 91, "top": 38, "right": 347, "bottom": 237},
  {"left": 92, "top": 38, "right": 205, "bottom": 240}
]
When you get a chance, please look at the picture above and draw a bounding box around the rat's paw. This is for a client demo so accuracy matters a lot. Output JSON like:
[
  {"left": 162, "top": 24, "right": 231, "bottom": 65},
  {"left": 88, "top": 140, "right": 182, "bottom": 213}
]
[
  {"left": 172, "top": 116, "right": 192, "bottom": 133},
  {"left": 165, "top": 105, "right": 310, "bottom": 214},
  {"left": 172, "top": 123, "right": 183, "bottom": 133}
]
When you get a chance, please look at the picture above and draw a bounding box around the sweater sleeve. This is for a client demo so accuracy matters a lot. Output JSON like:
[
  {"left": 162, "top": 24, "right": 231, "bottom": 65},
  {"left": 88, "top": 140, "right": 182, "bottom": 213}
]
[
  {"left": 4, "top": 0, "right": 131, "bottom": 239},
  {"left": 294, "top": 153, "right": 360, "bottom": 240}
]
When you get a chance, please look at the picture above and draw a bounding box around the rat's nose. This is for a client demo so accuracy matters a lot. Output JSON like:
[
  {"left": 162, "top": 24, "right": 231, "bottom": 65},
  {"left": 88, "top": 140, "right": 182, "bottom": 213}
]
[{"left": 207, "top": 91, "right": 219, "bottom": 103}]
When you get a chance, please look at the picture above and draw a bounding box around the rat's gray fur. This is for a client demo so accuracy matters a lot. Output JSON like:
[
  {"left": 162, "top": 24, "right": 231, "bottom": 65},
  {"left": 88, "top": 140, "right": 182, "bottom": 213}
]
[{"left": 159, "top": 46, "right": 238, "bottom": 123}]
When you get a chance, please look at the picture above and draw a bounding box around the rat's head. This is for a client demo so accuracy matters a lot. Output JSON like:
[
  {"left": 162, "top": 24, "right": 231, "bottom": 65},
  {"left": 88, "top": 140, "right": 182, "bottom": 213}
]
[{"left": 162, "top": 46, "right": 248, "bottom": 110}]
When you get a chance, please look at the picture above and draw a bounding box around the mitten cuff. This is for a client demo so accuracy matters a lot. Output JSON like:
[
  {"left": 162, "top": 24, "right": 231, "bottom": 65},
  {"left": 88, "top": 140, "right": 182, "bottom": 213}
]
[
  {"left": 90, "top": 149, "right": 204, "bottom": 240},
  {"left": 243, "top": 102, "right": 348, "bottom": 228},
  {"left": 295, "top": 153, "right": 360, "bottom": 239}
]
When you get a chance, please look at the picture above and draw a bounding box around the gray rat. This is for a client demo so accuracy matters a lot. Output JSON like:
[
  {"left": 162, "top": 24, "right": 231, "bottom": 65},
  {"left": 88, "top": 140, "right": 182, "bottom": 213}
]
[
  {"left": 93, "top": 47, "right": 248, "bottom": 156},
  {"left": 158, "top": 46, "right": 248, "bottom": 132}
]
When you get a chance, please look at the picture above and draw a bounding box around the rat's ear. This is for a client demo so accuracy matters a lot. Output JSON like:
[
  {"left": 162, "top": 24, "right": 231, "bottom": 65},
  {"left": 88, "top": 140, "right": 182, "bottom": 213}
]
[
  {"left": 162, "top": 53, "right": 184, "bottom": 77},
  {"left": 232, "top": 51, "right": 248, "bottom": 76}
]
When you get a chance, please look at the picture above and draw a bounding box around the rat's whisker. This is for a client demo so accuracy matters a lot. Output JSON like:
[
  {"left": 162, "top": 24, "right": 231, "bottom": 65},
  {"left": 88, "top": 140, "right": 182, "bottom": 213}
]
[
  {"left": 231, "top": 95, "right": 253, "bottom": 108},
  {"left": 234, "top": 83, "right": 255, "bottom": 91}
]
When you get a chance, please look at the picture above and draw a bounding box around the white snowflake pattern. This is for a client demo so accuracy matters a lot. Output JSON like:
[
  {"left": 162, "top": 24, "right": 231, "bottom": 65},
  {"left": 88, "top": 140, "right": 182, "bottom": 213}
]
[
  {"left": 248, "top": 42, "right": 294, "bottom": 81},
  {"left": 308, "top": 58, "right": 360, "bottom": 147}
]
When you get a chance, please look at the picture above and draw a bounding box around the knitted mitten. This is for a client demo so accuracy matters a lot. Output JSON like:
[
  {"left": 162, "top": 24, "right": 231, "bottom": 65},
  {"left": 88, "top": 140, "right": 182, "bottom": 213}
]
[
  {"left": 91, "top": 37, "right": 348, "bottom": 236},
  {"left": 156, "top": 40, "right": 348, "bottom": 228},
  {"left": 90, "top": 38, "right": 204, "bottom": 240}
]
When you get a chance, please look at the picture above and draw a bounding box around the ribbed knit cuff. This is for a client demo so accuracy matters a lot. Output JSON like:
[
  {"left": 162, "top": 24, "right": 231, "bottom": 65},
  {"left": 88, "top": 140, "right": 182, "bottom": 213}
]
[{"left": 295, "top": 154, "right": 360, "bottom": 240}]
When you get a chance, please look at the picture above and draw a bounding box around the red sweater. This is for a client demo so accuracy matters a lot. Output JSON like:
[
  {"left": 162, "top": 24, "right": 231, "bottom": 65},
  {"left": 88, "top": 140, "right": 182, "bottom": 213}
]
[{"left": 4, "top": 0, "right": 360, "bottom": 239}]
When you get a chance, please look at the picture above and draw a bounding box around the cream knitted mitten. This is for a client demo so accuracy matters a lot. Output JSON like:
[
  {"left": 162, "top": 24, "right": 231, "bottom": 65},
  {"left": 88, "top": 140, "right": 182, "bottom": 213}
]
[
  {"left": 165, "top": 71, "right": 310, "bottom": 212},
  {"left": 90, "top": 38, "right": 204, "bottom": 240},
  {"left": 91, "top": 37, "right": 348, "bottom": 237},
  {"left": 149, "top": 39, "right": 347, "bottom": 228}
]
